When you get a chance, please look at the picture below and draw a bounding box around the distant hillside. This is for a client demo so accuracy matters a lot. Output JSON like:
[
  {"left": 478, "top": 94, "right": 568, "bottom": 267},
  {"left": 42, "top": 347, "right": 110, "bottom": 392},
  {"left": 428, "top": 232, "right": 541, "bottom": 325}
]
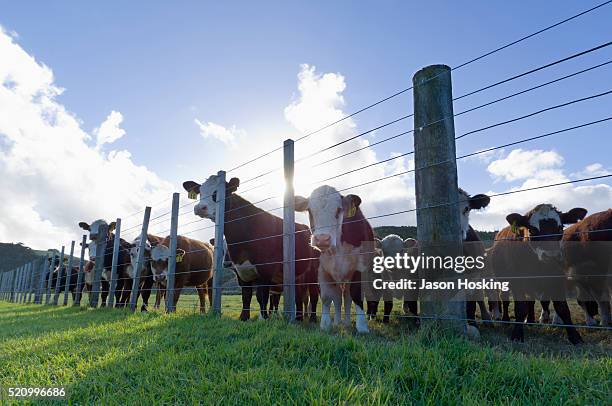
[
  {"left": 374, "top": 226, "right": 497, "bottom": 244},
  {"left": 0, "top": 243, "right": 55, "bottom": 272}
]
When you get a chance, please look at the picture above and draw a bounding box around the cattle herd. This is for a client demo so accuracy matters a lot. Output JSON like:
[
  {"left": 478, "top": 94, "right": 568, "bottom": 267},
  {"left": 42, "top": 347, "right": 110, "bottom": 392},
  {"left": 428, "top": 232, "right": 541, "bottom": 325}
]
[{"left": 45, "top": 173, "right": 609, "bottom": 345}]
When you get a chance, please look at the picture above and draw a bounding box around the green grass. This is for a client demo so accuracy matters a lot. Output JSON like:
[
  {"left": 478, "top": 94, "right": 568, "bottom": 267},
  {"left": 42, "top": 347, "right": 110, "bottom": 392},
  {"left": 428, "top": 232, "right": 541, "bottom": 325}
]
[{"left": 0, "top": 299, "right": 610, "bottom": 405}]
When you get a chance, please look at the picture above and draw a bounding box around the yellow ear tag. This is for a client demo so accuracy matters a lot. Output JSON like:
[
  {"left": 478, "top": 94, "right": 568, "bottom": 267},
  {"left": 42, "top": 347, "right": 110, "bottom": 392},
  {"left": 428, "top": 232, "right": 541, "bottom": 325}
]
[
  {"left": 188, "top": 191, "right": 198, "bottom": 200},
  {"left": 511, "top": 222, "right": 519, "bottom": 235},
  {"left": 176, "top": 253, "right": 185, "bottom": 263},
  {"left": 346, "top": 203, "right": 357, "bottom": 218}
]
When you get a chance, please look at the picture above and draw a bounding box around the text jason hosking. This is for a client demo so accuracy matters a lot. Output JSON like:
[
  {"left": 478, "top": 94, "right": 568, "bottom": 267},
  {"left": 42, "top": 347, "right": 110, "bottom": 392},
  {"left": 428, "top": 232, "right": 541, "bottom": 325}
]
[{"left": 371, "top": 253, "right": 510, "bottom": 292}]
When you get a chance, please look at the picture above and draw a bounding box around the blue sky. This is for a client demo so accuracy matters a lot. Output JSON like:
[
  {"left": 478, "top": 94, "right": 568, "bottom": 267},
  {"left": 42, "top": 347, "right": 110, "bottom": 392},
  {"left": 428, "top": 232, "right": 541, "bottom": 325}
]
[{"left": 0, "top": 1, "right": 611, "bottom": 249}]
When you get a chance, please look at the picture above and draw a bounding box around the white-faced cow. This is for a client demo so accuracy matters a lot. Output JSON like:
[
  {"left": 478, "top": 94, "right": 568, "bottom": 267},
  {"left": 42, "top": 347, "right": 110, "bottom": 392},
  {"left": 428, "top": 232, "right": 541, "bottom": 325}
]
[
  {"left": 127, "top": 234, "right": 164, "bottom": 311},
  {"left": 183, "top": 176, "right": 319, "bottom": 322},
  {"left": 295, "top": 185, "right": 374, "bottom": 333},
  {"left": 561, "top": 209, "right": 611, "bottom": 326},
  {"left": 488, "top": 204, "right": 587, "bottom": 344},
  {"left": 149, "top": 235, "right": 213, "bottom": 313},
  {"left": 79, "top": 220, "right": 133, "bottom": 308}
]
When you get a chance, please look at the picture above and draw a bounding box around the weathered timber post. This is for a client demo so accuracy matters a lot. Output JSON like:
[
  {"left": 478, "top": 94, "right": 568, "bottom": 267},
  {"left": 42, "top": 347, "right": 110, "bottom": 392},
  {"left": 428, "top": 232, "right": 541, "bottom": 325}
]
[
  {"left": 27, "top": 260, "right": 38, "bottom": 303},
  {"left": 36, "top": 254, "right": 49, "bottom": 304},
  {"left": 63, "top": 241, "right": 76, "bottom": 305},
  {"left": 130, "top": 208, "right": 151, "bottom": 312},
  {"left": 52, "top": 246, "right": 65, "bottom": 305},
  {"left": 165, "top": 194, "right": 180, "bottom": 313},
  {"left": 14, "top": 266, "right": 22, "bottom": 303},
  {"left": 90, "top": 225, "right": 108, "bottom": 308},
  {"left": 45, "top": 253, "right": 55, "bottom": 304},
  {"left": 9, "top": 269, "right": 16, "bottom": 302},
  {"left": 212, "top": 171, "right": 226, "bottom": 315},
  {"left": 23, "top": 262, "right": 33, "bottom": 303},
  {"left": 283, "top": 139, "right": 296, "bottom": 321},
  {"left": 74, "top": 235, "right": 87, "bottom": 306},
  {"left": 108, "top": 218, "right": 122, "bottom": 308},
  {"left": 413, "top": 64, "right": 466, "bottom": 334}
]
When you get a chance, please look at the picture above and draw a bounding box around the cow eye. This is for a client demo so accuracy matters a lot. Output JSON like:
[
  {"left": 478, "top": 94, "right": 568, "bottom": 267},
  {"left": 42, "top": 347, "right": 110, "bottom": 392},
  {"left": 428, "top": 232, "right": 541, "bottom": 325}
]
[
  {"left": 463, "top": 207, "right": 470, "bottom": 214},
  {"left": 212, "top": 191, "right": 217, "bottom": 202}
]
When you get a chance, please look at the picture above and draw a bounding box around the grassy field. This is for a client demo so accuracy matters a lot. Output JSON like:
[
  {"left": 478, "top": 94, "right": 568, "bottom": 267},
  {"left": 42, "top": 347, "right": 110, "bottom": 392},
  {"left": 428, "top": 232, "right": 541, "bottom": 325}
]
[{"left": 0, "top": 297, "right": 610, "bottom": 405}]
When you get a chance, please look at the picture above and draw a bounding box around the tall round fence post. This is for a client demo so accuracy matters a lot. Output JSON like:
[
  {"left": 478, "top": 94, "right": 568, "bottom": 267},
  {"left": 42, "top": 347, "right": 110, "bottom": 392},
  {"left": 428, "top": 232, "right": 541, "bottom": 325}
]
[
  {"left": 283, "top": 139, "right": 296, "bottom": 322},
  {"left": 165, "top": 194, "right": 180, "bottom": 313},
  {"left": 24, "top": 262, "right": 33, "bottom": 303},
  {"left": 74, "top": 235, "right": 87, "bottom": 306},
  {"left": 53, "top": 246, "right": 65, "bottom": 305},
  {"left": 130, "top": 208, "right": 151, "bottom": 312},
  {"left": 212, "top": 171, "right": 226, "bottom": 315},
  {"left": 413, "top": 64, "right": 466, "bottom": 333},
  {"left": 108, "top": 218, "right": 122, "bottom": 308},
  {"left": 8, "top": 269, "right": 15, "bottom": 302},
  {"left": 90, "top": 226, "right": 109, "bottom": 308},
  {"left": 45, "top": 253, "right": 55, "bottom": 304},
  {"left": 63, "top": 241, "right": 76, "bottom": 305},
  {"left": 27, "top": 260, "right": 37, "bottom": 303},
  {"left": 37, "top": 254, "right": 50, "bottom": 304},
  {"left": 14, "top": 266, "right": 22, "bottom": 303}
]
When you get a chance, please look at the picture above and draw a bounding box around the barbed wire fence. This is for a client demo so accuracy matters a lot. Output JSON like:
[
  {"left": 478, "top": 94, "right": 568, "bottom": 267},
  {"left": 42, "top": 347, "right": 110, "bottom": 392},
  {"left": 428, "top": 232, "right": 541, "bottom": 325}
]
[{"left": 1, "top": 1, "right": 611, "bottom": 335}]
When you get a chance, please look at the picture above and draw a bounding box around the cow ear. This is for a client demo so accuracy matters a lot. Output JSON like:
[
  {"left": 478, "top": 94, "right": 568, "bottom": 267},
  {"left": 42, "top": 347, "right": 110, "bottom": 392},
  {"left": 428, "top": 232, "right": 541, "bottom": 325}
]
[
  {"left": 183, "top": 181, "right": 201, "bottom": 194},
  {"left": 209, "top": 238, "right": 215, "bottom": 246},
  {"left": 294, "top": 196, "right": 309, "bottom": 212},
  {"left": 345, "top": 194, "right": 362, "bottom": 208},
  {"left": 375, "top": 238, "right": 382, "bottom": 249},
  {"left": 227, "top": 177, "right": 240, "bottom": 194},
  {"left": 109, "top": 222, "right": 116, "bottom": 233},
  {"left": 78, "top": 222, "right": 90, "bottom": 231},
  {"left": 560, "top": 208, "right": 587, "bottom": 224},
  {"left": 403, "top": 238, "right": 418, "bottom": 249},
  {"left": 506, "top": 213, "right": 528, "bottom": 228},
  {"left": 469, "top": 194, "right": 490, "bottom": 210}
]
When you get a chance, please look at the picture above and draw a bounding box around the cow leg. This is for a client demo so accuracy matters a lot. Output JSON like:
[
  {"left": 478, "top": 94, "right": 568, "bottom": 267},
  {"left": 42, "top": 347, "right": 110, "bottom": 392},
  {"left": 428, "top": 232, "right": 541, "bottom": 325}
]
[
  {"left": 240, "top": 283, "right": 253, "bottom": 321},
  {"left": 255, "top": 285, "right": 269, "bottom": 320},
  {"left": 466, "top": 301, "right": 477, "bottom": 326},
  {"left": 140, "top": 276, "right": 153, "bottom": 312},
  {"left": 342, "top": 285, "right": 352, "bottom": 326},
  {"left": 598, "top": 301, "right": 611, "bottom": 326},
  {"left": 196, "top": 285, "right": 207, "bottom": 314},
  {"left": 350, "top": 272, "right": 369, "bottom": 333},
  {"left": 121, "top": 278, "right": 133, "bottom": 308},
  {"left": 578, "top": 300, "right": 598, "bottom": 326},
  {"left": 510, "top": 300, "right": 527, "bottom": 342},
  {"left": 319, "top": 271, "right": 336, "bottom": 331},
  {"left": 308, "top": 284, "right": 319, "bottom": 323},
  {"left": 207, "top": 277, "right": 214, "bottom": 308},
  {"left": 552, "top": 300, "right": 583, "bottom": 345},
  {"left": 478, "top": 300, "right": 492, "bottom": 321},
  {"left": 539, "top": 300, "right": 551, "bottom": 324},
  {"left": 382, "top": 301, "right": 393, "bottom": 324},
  {"left": 154, "top": 287, "right": 162, "bottom": 310},
  {"left": 366, "top": 300, "right": 379, "bottom": 320},
  {"left": 403, "top": 300, "right": 418, "bottom": 317},
  {"left": 100, "top": 280, "right": 110, "bottom": 308},
  {"left": 526, "top": 300, "right": 536, "bottom": 323},
  {"left": 172, "top": 287, "right": 182, "bottom": 310}
]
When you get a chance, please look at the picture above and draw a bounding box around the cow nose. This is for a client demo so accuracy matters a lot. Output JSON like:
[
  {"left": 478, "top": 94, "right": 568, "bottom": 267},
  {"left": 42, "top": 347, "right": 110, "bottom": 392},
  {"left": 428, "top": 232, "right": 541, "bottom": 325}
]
[
  {"left": 313, "top": 234, "right": 332, "bottom": 249},
  {"left": 194, "top": 204, "right": 208, "bottom": 217}
]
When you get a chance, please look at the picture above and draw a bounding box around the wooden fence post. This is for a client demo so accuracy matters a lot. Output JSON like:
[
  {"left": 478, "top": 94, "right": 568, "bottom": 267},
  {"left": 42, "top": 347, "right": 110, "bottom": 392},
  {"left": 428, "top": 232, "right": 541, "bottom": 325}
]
[
  {"left": 90, "top": 226, "right": 108, "bottom": 308},
  {"left": 27, "top": 260, "right": 37, "bottom": 303},
  {"left": 45, "top": 253, "right": 55, "bottom": 304},
  {"left": 413, "top": 64, "right": 466, "bottom": 333},
  {"left": 74, "top": 235, "right": 87, "bottom": 306},
  {"left": 212, "top": 171, "right": 226, "bottom": 315},
  {"left": 166, "top": 194, "right": 180, "bottom": 313},
  {"left": 283, "top": 139, "right": 296, "bottom": 321},
  {"left": 130, "top": 208, "right": 151, "bottom": 312},
  {"left": 63, "top": 241, "right": 76, "bottom": 306},
  {"left": 108, "top": 218, "right": 122, "bottom": 308},
  {"left": 18, "top": 265, "right": 26, "bottom": 303},
  {"left": 53, "top": 246, "right": 65, "bottom": 306},
  {"left": 22, "top": 263, "right": 32, "bottom": 303},
  {"left": 8, "top": 269, "right": 14, "bottom": 302},
  {"left": 36, "top": 254, "right": 49, "bottom": 304}
]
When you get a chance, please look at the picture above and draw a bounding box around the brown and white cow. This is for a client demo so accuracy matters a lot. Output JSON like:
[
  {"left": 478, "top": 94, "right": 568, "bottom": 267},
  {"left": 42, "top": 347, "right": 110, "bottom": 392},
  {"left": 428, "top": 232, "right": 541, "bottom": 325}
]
[
  {"left": 488, "top": 204, "right": 587, "bottom": 344},
  {"left": 127, "top": 234, "right": 164, "bottom": 311},
  {"left": 183, "top": 176, "right": 319, "bottom": 321},
  {"left": 150, "top": 235, "right": 214, "bottom": 312},
  {"left": 561, "top": 209, "right": 612, "bottom": 326},
  {"left": 295, "top": 185, "right": 374, "bottom": 333}
]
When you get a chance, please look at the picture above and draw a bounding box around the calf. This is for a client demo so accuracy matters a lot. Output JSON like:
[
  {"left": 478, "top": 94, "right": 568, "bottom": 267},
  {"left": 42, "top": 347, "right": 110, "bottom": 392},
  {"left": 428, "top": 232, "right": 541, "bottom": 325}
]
[
  {"left": 295, "top": 185, "right": 374, "bottom": 333},
  {"left": 127, "top": 234, "right": 163, "bottom": 311},
  {"left": 79, "top": 220, "right": 133, "bottom": 307},
  {"left": 488, "top": 204, "right": 587, "bottom": 344},
  {"left": 150, "top": 235, "right": 214, "bottom": 312},
  {"left": 184, "top": 176, "right": 319, "bottom": 321},
  {"left": 561, "top": 209, "right": 612, "bottom": 326}
]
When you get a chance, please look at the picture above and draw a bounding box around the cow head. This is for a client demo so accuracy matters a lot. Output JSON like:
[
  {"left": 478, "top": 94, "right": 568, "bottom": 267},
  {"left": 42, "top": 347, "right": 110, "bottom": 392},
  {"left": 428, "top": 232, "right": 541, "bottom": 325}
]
[
  {"left": 78, "top": 219, "right": 116, "bottom": 242},
  {"left": 128, "top": 236, "right": 152, "bottom": 271},
  {"left": 375, "top": 235, "right": 418, "bottom": 258},
  {"left": 458, "top": 189, "right": 490, "bottom": 240},
  {"left": 506, "top": 204, "right": 587, "bottom": 260},
  {"left": 183, "top": 176, "right": 240, "bottom": 222},
  {"left": 294, "top": 185, "right": 362, "bottom": 252},
  {"left": 150, "top": 243, "right": 186, "bottom": 283}
]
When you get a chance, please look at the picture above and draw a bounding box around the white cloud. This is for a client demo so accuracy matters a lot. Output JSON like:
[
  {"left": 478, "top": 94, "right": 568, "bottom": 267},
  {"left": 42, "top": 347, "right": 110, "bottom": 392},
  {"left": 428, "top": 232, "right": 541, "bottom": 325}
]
[
  {"left": 94, "top": 110, "right": 126, "bottom": 149},
  {"left": 487, "top": 149, "right": 564, "bottom": 182},
  {"left": 0, "top": 26, "right": 174, "bottom": 251},
  {"left": 194, "top": 119, "right": 244, "bottom": 145}
]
